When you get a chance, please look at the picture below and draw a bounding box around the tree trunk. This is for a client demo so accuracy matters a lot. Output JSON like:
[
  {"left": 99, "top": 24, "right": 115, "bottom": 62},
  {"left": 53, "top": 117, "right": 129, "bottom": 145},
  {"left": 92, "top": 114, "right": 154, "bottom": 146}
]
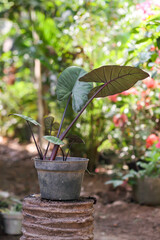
[
  {"left": 34, "top": 59, "right": 44, "bottom": 148},
  {"left": 87, "top": 145, "right": 99, "bottom": 172}
]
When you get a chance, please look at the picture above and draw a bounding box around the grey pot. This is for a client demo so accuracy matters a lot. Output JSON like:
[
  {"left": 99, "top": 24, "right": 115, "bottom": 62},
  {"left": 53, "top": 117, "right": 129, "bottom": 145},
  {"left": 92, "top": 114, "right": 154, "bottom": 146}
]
[
  {"left": 34, "top": 157, "right": 89, "bottom": 200},
  {"left": 133, "top": 177, "right": 160, "bottom": 205},
  {"left": 2, "top": 212, "right": 22, "bottom": 235}
]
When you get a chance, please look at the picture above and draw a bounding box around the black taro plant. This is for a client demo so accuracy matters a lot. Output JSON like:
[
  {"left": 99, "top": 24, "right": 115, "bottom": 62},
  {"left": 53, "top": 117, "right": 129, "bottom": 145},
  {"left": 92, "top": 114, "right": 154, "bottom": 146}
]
[{"left": 10, "top": 65, "right": 149, "bottom": 161}]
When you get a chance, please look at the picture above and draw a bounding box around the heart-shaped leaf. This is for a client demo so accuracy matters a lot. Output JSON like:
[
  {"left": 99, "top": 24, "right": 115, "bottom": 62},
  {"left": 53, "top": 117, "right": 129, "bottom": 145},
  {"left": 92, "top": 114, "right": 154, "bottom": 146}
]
[
  {"left": 56, "top": 66, "right": 93, "bottom": 112},
  {"left": 9, "top": 113, "right": 41, "bottom": 126},
  {"left": 52, "top": 122, "right": 60, "bottom": 131},
  {"left": 43, "top": 136, "right": 64, "bottom": 145},
  {"left": 79, "top": 65, "right": 149, "bottom": 98},
  {"left": 66, "top": 135, "right": 85, "bottom": 144},
  {"left": 44, "top": 116, "right": 54, "bottom": 134}
]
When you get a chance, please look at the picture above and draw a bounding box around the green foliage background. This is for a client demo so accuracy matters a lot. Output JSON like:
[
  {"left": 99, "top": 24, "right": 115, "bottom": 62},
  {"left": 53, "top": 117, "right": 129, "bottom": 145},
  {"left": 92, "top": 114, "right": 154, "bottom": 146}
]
[{"left": 0, "top": 0, "right": 160, "bottom": 170}]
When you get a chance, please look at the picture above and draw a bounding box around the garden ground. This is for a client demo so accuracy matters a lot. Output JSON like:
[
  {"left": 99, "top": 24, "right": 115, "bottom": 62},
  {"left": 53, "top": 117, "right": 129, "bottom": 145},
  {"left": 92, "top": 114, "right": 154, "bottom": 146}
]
[{"left": 0, "top": 140, "right": 160, "bottom": 240}]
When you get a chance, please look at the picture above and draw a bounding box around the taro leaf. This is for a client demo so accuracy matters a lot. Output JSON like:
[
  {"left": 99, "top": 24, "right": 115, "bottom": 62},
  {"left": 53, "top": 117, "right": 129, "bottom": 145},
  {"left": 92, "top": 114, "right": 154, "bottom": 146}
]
[
  {"left": 9, "top": 113, "right": 41, "bottom": 126},
  {"left": 52, "top": 122, "right": 60, "bottom": 131},
  {"left": 56, "top": 66, "right": 93, "bottom": 113},
  {"left": 79, "top": 65, "right": 149, "bottom": 98},
  {"left": 66, "top": 135, "right": 85, "bottom": 144},
  {"left": 44, "top": 116, "right": 54, "bottom": 134},
  {"left": 43, "top": 136, "right": 64, "bottom": 145}
]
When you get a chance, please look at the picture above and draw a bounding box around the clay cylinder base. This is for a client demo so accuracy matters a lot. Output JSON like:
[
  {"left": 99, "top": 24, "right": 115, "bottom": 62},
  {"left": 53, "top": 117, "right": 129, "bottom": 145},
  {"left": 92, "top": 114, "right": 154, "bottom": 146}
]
[{"left": 20, "top": 195, "right": 94, "bottom": 240}]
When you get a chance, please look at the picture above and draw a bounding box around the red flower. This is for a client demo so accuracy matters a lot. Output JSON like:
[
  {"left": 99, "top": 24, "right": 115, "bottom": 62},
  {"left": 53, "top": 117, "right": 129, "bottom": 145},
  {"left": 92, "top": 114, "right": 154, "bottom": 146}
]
[
  {"left": 146, "top": 134, "right": 159, "bottom": 148},
  {"left": 108, "top": 94, "right": 119, "bottom": 102},
  {"left": 143, "top": 77, "right": 156, "bottom": 88},
  {"left": 150, "top": 46, "right": 156, "bottom": 52},
  {"left": 113, "top": 114, "right": 128, "bottom": 127},
  {"left": 141, "top": 89, "right": 150, "bottom": 97},
  {"left": 137, "top": 100, "right": 143, "bottom": 110},
  {"left": 156, "top": 140, "right": 160, "bottom": 149},
  {"left": 121, "top": 87, "right": 138, "bottom": 96},
  {"left": 137, "top": 97, "right": 150, "bottom": 110}
]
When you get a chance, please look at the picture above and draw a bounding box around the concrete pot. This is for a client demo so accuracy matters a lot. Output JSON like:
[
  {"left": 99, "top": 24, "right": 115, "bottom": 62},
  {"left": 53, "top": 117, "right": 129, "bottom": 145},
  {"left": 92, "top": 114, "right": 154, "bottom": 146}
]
[
  {"left": 2, "top": 212, "right": 22, "bottom": 235},
  {"left": 133, "top": 177, "right": 160, "bottom": 205},
  {"left": 34, "top": 157, "right": 89, "bottom": 200}
]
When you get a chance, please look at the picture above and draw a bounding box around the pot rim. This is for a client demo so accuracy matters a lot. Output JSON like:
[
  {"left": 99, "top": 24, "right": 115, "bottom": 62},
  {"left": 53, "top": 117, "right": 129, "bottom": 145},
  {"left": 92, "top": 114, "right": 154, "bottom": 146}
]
[
  {"left": 33, "top": 156, "right": 89, "bottom": 163},
  {"left": 2, "top": 212, "right": 23, "bottom": 219}
]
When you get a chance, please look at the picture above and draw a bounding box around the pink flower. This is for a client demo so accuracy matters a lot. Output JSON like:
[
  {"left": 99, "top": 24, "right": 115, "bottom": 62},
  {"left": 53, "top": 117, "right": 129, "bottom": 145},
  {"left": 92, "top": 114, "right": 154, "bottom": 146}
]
[
  {"left": 108, "top": 94, "right": 119, "bottom": 102},
  {"left": 155, "top": 57, "right": 160, "bottom": 64},
  {"left": 143, "top": 77, "right": 156, "bottom": 88},
  {"left": 156, "top": 140, "right": 160, "bottom": 149},
  {"left": 95, "top": 168, "right": 99, "bottom": 173},
  {"left": 146, "top": 134, "right": 159, "bottom": 148},
  {"left": 122, "top": 87, "right": 138, "bottom": 96},
  {"left": 136, "top": 1, "right": 154, "bottom": 20},
  {"left": 113, "top": 114, "right": 128, "bottom": 127}
]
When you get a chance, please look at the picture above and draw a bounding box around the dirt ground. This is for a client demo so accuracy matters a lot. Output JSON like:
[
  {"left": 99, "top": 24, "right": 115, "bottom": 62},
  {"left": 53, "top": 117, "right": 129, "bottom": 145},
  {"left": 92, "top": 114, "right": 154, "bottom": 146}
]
[{"left": 0, "top": 140, "right": 160, "bottom": 240}]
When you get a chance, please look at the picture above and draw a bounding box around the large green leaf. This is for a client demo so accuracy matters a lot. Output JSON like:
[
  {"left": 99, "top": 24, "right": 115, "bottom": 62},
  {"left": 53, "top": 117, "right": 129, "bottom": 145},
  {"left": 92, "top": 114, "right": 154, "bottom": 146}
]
[
  {"left": 56, "top": 66, "right": 93, "bottom": 112},
  {"left": 79, "top": 65, "right": 149, "bottom": 98},
  {"left": 9, "top": 113, "right": 41, "bottom": 126},
  {"left": 43, "top": 136, "right": 64, "bottom": 145}
]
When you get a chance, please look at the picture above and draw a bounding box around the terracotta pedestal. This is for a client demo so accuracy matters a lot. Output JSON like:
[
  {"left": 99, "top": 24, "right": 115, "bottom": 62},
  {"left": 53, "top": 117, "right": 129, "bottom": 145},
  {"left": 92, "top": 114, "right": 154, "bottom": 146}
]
[{"left": 20, "top": 195, "right": 94, "bottom": 240}]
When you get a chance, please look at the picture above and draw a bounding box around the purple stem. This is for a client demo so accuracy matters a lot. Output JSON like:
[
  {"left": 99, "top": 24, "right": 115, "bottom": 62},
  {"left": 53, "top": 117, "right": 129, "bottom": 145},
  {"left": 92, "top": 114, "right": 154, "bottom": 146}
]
[
  {"left": 27, "top": 121, "right": 43, "bottom": 159},
  {"left": 60, "top": 147, "right": 65, "bottom": 161},
  {"left": 57, "top": 94, "right": 72, "bottom": 138},
  {"left": 51, "top": 72, "right": 132, "bottom": 160},
  {"left": 50, "top": 94, "right": 71, "bottom": 161},
  {"left": 43, "top": 122, "right": 53, "bottom": 160},
  {"left": 59, "top": 82, "right": 110, "bottom": 140}
]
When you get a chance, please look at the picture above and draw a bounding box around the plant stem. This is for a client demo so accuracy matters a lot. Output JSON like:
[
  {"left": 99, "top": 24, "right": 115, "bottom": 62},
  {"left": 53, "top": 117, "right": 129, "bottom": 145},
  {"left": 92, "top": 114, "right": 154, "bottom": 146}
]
[
  {"left": 27, "top": 121, "right": 43, "bottom": 159},
  {"left": 50, "top": 94, "right": 71, "bottom": 160},
  {"left": 50, "top": 81, "right": 111, "bottom": 160},
  {"left": 60, "top": 82, "right": 110, "bottom": 140},
  {"left": 57, "top": 94, "right": 72, "bottom": 138},
  {"left": 43, "top": 121, "right": 53, "bottom": 160}
]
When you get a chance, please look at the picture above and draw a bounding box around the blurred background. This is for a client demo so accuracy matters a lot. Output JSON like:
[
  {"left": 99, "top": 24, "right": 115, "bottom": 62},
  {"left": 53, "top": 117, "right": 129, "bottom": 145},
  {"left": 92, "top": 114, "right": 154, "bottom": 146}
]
[{"left": 0, "top": 1, "right": 160, "bottom": 239}]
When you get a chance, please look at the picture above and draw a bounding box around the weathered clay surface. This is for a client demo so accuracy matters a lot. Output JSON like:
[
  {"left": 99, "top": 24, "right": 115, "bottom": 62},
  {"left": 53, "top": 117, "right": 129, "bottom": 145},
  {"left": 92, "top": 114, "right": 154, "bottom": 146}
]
[{"left": 20, "top": 195, "right": 94, "bottom": 240}]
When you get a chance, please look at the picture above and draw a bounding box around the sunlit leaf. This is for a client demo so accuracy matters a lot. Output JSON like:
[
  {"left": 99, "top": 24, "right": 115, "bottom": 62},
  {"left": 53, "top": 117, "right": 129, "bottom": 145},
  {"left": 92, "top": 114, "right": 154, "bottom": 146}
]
[
  {"left": 9, "top": 113, "right": 41, "bottom": 126},
  {"left": 56, "top": 66, "right": 93, "bottom": 112},
  {"left": 43, "top": 136, "right": 64, "bottom": 145},
  {"left": 79, "top": 65, "right": 149, "bottom": 98}
]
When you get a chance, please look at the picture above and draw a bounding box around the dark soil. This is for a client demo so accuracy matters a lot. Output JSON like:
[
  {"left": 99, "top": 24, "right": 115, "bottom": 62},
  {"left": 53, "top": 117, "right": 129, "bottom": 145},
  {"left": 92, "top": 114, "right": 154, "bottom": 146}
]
[{"left": 0, "top": 140, "right": 160, "bottom": 240}]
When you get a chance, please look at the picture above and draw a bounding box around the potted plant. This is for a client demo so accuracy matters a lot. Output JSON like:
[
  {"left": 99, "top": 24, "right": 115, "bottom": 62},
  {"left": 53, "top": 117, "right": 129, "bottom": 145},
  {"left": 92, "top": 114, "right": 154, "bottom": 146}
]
[
  {"left": 107, "top": 137, "right": 160, "bottom": 205},
  {"left": 10, "top": 65, "right": 149, "bottom": 200},
  {"left": 132, "top": 141, "right": 160, "bottom": 205},
  {"left": 0, "top": 193, "right": 22, "bottom": 235}
]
